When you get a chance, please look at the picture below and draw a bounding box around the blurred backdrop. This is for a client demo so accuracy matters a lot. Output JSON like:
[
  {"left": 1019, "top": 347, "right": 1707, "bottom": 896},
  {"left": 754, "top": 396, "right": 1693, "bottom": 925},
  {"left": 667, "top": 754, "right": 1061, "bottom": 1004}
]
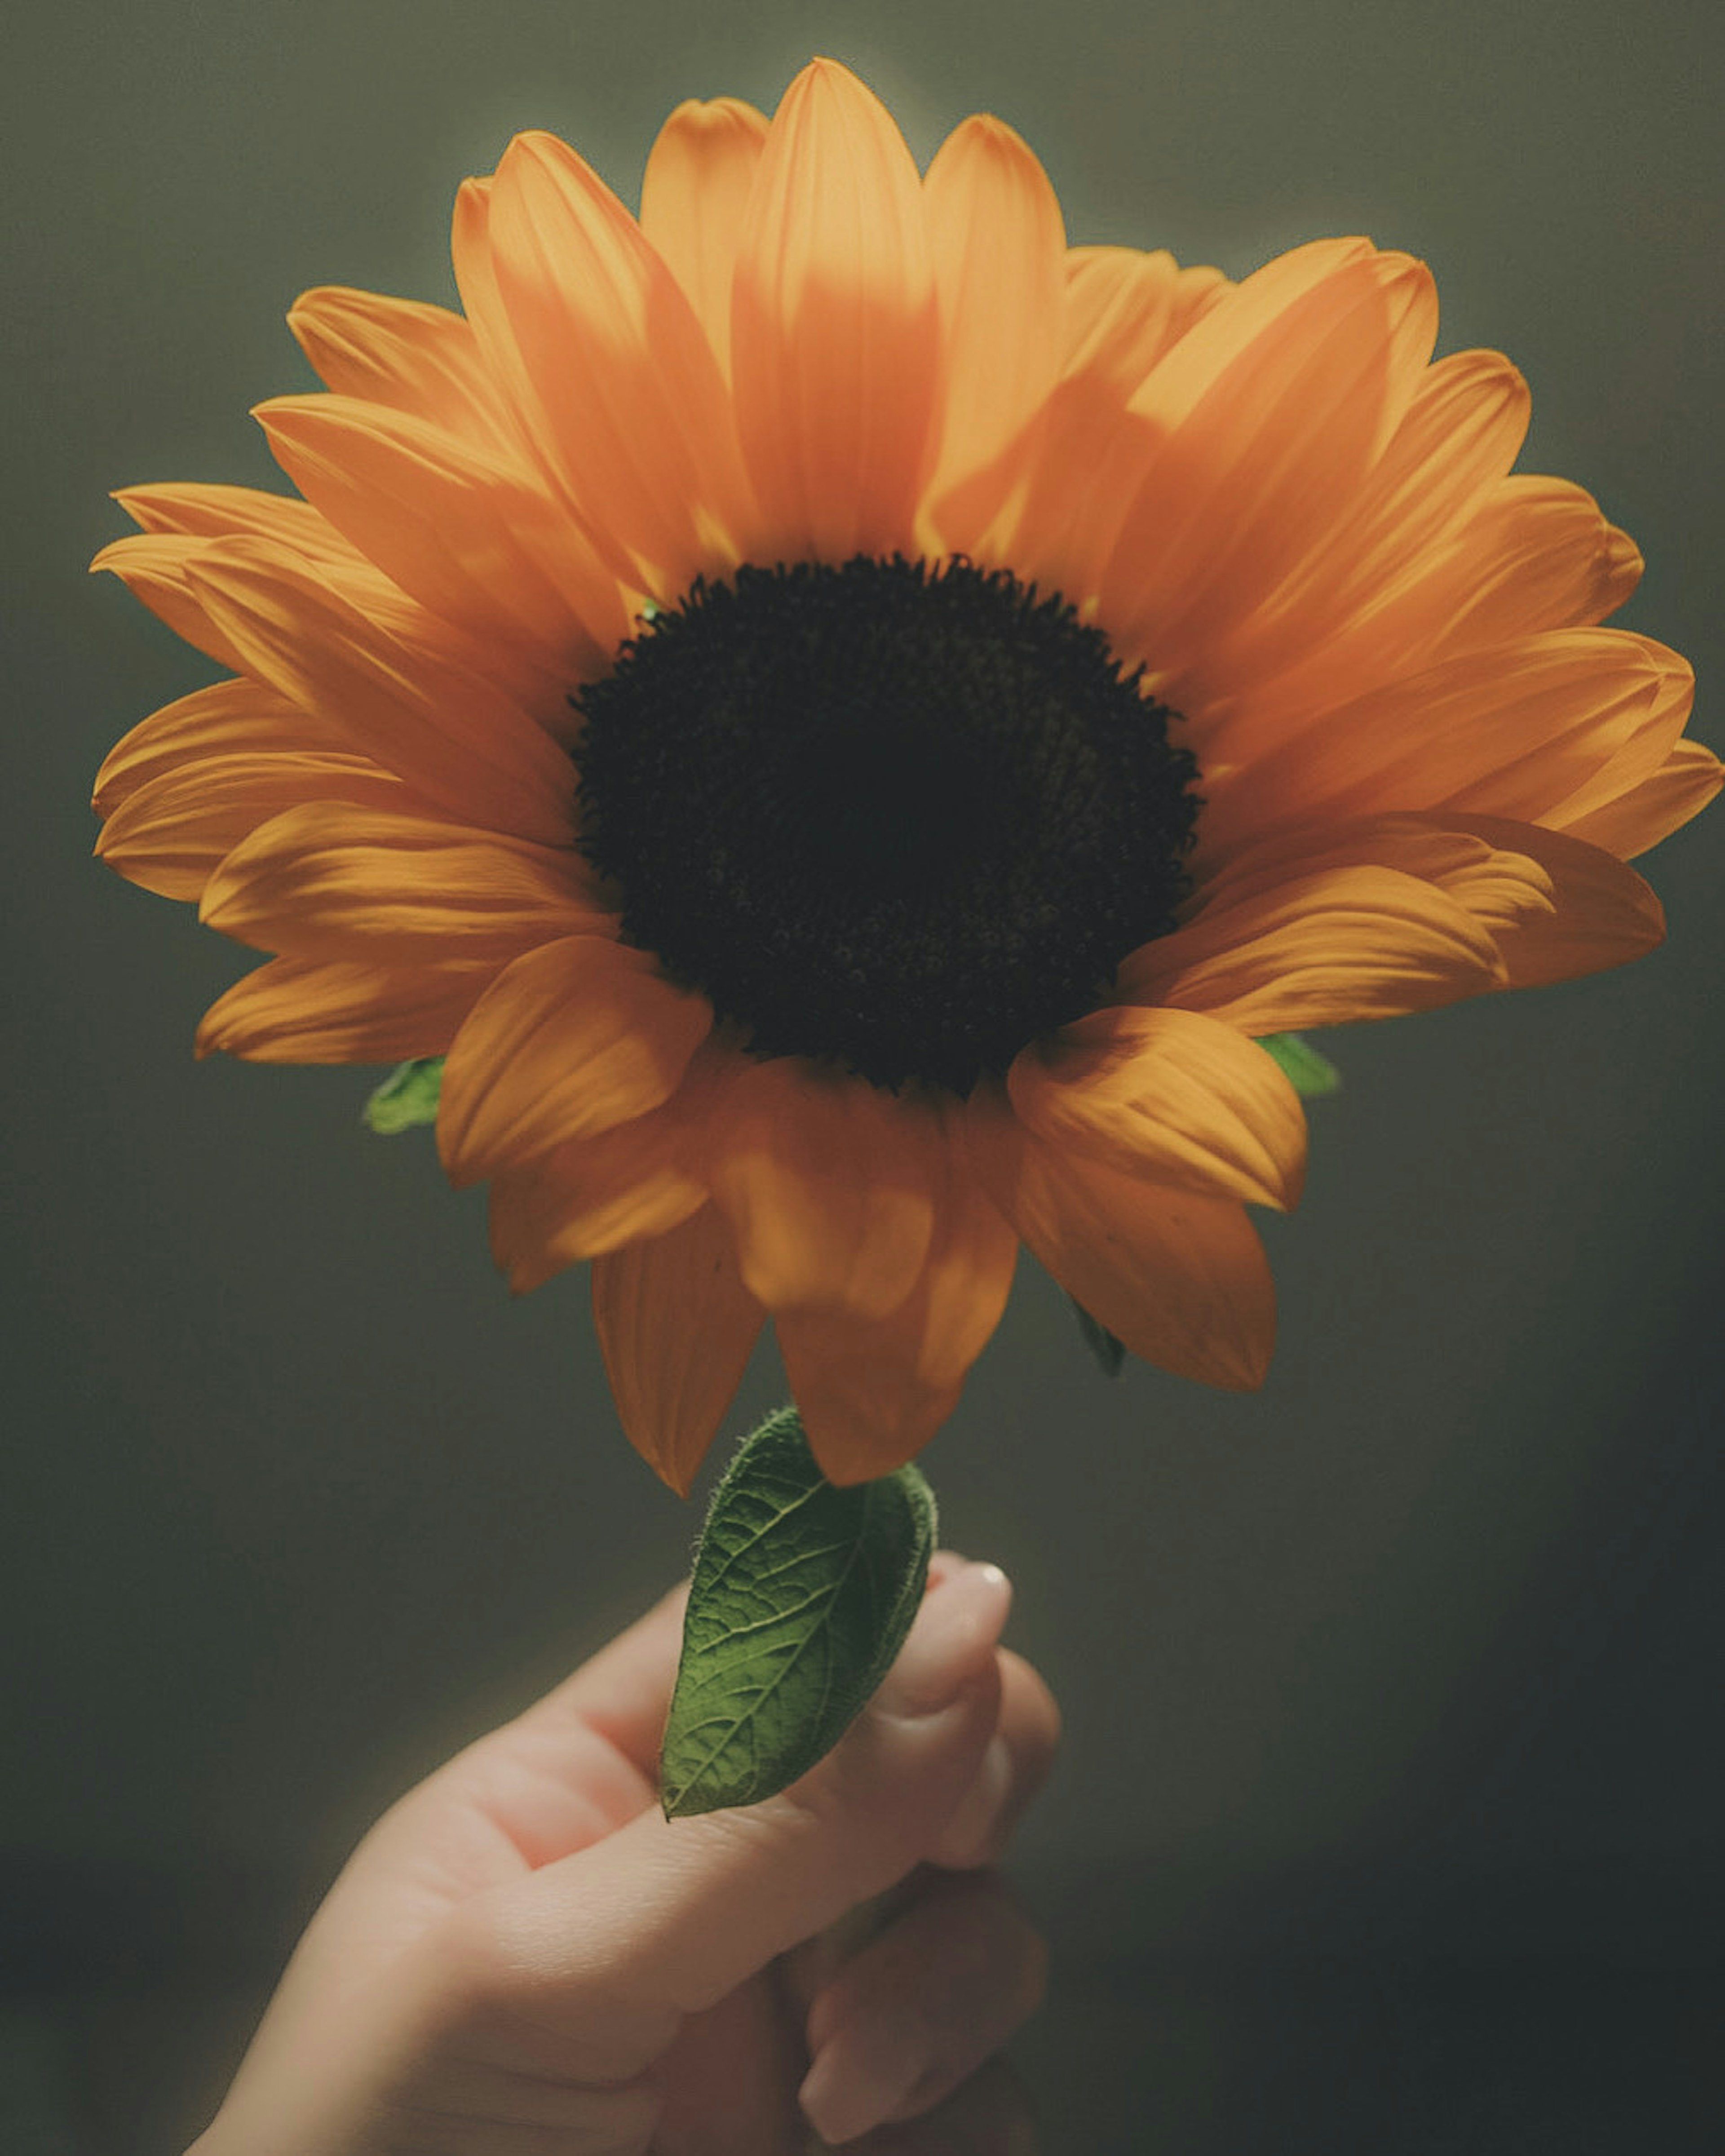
[{"left": 3, "top": 0, "right": 1722, "bottom": 2148}]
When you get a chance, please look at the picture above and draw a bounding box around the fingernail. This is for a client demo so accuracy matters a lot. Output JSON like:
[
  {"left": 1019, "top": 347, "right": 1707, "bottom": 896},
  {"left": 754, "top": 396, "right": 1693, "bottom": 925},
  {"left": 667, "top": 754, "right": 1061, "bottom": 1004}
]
[
  {"left": 799, "top": 2018, "right": 929, "bottom": 2145},
  {"left": 877, "top": 1562, "right": 1012, "bottom": 1721}
]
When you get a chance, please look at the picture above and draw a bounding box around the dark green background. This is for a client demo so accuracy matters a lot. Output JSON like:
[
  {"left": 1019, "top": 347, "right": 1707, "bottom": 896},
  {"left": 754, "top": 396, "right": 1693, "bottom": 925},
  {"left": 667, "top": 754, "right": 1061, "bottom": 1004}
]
[{"left": 4, "top": 0, "right": 1722, "bottom": 2146}]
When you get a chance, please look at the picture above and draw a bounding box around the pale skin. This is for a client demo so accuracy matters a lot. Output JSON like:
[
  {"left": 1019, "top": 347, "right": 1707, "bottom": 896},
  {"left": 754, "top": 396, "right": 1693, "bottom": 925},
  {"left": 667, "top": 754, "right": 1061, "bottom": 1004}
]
[{"left": 189, "top": 1551, "right": 1060, "bottom": 2154}]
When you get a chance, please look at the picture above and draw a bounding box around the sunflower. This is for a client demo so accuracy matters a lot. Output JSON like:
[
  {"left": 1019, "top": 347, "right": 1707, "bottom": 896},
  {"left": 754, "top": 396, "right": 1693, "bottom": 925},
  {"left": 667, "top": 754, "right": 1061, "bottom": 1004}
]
[{"left": 93, "top": 58, "right": 1717, "bottom": 1493}]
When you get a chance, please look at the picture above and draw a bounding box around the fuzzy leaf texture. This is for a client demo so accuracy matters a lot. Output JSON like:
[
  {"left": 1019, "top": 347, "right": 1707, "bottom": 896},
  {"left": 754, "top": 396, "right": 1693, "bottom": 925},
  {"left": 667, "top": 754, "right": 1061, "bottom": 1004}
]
[
  {"left": 363, "top": 1057, "right": 444, "bottom": 1133},
  {"left": 659, "top": 1406, "right": 938, "bottom": 1818}
]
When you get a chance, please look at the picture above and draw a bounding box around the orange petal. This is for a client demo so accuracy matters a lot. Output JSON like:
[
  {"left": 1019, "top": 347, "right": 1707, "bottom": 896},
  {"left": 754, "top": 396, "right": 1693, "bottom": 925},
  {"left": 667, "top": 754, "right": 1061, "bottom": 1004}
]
[
  {"left": 1579, "top": 523, "right": 1645, "bottom": 627},
  {"left": 1422, "top": 815, "right": 1665, "bottom": 989},
  {"left": 1060, "top": 247, "right": 1232, "bottom": 397},
  {"left": 1191, "top": 348, "right": 1531, "bottom": 727},
  {"left": 979, "top": 372, "right": 1153, "bottom": 601},
  {"left": 448, "top": 173, "right": 537, "bottom": 439},
  {"left": 182, "top": 538, "right": 578, "bottom": 846},
  {"left": 1536, "top": 645, "right": 1696, "bottom": 830},
  {"left": 437, "top": 934, "right": 712, "bottom": 1188},
  {"left": 981, "top": 248, "right": 1230, "bottom": 583},
  {"left": 1205, "top": 629, "right": 1692, "bottom": 853},
  {"left": 730, "top": 58, "right": 941, "bottom": 560},
  {"left": 286, "top": 284, "right": 521, "bottom": 452},
  {"left": 482, "top": 129, "right": 758, "bottom": 590},
  {"left": 637, "top": 97, "right": 770, "bottom": 385},
  {"left": 590, "top": 1203, "right": 766, "bottom": 1496},
  {"left": 1221, "top": 475, "right": 1642, "bottom": 761},
  {"left": 486, "top": 1071, "right": 715, "bottom": 1292},
  {"left": 1194, "top": 814, "right": 1557, "bottom": 940},
  {"left": 704, "top": 1056, "right": 940, "bottom": 1319},
  {"left": 93, "top": 679, "right": 333, "bottom": 816},
  {"left": 1125, "top": 236, "right": 1384, "bottom": 434},
  {"left": 254, "top": 392, "right": 626, "bottom": 668},
  {"left": 200, "top": 802, "right": 606, "bottom": 960},
  {"left": 102, "top": 483, "right": 470, "bottom": 664},
  {"left": 195, "top": 954, "right": 493, "bottom": 1062},
  {"left": 778, "top": 1155, "right": 1019, "bottom": 1484},
  {"left": 1120, "top": 860, "right": 1514, "bottom": 1032},
  {"left": 450, "top": 172, "right": 643, "bottom": 601},
  {"left": 92, "top": 531, "right": 250, "bottom": 672},
  {"left": 96, "top": 751, "right": 422, "bottom": 901},
  {"left": 1559, "top": 739, "right": 1725, "bottom": 859},
  {"left": 1134, "top": 810, "right": 1665, "bottom": 1023},
  {"left": 1097, "top": 248, "right": 1439, "bottom": 684},
  {"left": 920, "top": 113, "right": 1066, "bottom": 549},
  {"left": 1016, "top": 237, "right": 1392, "bottom": 633},
  {"left": 112, "top": 480, "right": 364, "bottom": 563},
  {"left": 106, "top": 467, "right": 594, "bottom": 739},
  {"left": 960, "top": 1088, "right": 1274, "bottom": 1390},
  {"left": 1008, "top": 1005, "right": 1306, "bottom": 1209},
  {"left": 1424, "top": 476, "right": 1641, "bottom": 657}
]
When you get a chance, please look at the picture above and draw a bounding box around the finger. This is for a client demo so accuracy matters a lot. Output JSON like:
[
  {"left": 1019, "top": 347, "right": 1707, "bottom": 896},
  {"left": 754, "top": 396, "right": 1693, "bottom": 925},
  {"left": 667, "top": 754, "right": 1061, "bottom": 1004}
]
[
  {"left": 648, "top": 1970, "right": 809, "bottom": 2156},
  {"left": 781, "top": 1644, "right": 1060, "bottom": 2025},
  {"left": 509, "top": 1574, "right": 692, "bottom": 1772},
  {"left": 846, "top": 2054, "right": 1039, "bottom": 2156},
  {"left": 370, "top": 1576, "right": 692, "bottom": 1881},
  {"left": 924, "top": 1547, "right": 970, "bottom": 1590},
  {"left": 924, "top": 1647, "right": 1061, "bottom": 1871},
  {"left": 433, "top": 1561, "right": 1014, "bottom": 2082},
  {"left": 396, "top": 1553, "right": 980, "bottom": 1880},
  {"left": 520, "top": 1549, "right": 967, "bottom": 1784},
  {"left": 797, "top": 1870, "right": 1048, "bottom": 2146}
]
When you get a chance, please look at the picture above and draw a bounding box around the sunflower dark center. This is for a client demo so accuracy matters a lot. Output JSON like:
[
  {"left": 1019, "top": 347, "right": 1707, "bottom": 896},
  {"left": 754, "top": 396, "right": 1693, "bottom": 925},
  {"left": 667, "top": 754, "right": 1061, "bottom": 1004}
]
[{"left": 570, "top": 554, "right": 1202, "bottom": 1097}]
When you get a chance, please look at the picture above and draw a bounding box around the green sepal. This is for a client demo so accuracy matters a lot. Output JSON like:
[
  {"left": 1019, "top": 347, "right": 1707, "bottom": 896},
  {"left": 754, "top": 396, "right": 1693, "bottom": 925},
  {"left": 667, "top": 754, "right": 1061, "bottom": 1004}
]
[
  {"left": 1256, "top": 1032, "right": 1341, "bottom": 1098},
  {"left": 362, "top": 1057, "right": 444, "bottom": 1134},
  {"left": 1070, "top": 1296, "right": 1127, "bottom": 1378},
  {"left": 659, "top": 1405, "right": 938, "bottom": 1819}
]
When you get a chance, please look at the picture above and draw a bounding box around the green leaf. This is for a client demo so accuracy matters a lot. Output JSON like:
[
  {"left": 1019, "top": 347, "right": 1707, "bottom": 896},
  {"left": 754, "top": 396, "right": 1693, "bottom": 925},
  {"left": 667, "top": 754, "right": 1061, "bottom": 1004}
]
[
  {"left": 1070, "top": 1296, "right": 1126, "bottom": 1378},
  {"left": 659, "top": 1405, "right": 938, "bottom": 1819},
  {"left": 1256, "top": 1032, "right": 1341, "bottom": 1098},
  {"left": 362, "top": 1057, "right": 444, "bottom": 1134}
]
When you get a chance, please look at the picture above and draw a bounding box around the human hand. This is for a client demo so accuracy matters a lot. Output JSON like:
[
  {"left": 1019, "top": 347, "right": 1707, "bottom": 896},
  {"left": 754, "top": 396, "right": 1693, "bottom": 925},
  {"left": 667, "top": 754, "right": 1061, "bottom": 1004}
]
[{"left": 189, "top": 1549, "right": 1059, "bottom": 2154}]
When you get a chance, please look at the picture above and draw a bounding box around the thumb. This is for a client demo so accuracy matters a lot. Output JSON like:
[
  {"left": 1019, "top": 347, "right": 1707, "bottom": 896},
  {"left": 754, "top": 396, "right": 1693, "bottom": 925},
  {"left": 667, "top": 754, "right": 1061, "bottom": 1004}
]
[{"left": 438, "top": 1560, "right": 1012, "bottom": 2073}]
